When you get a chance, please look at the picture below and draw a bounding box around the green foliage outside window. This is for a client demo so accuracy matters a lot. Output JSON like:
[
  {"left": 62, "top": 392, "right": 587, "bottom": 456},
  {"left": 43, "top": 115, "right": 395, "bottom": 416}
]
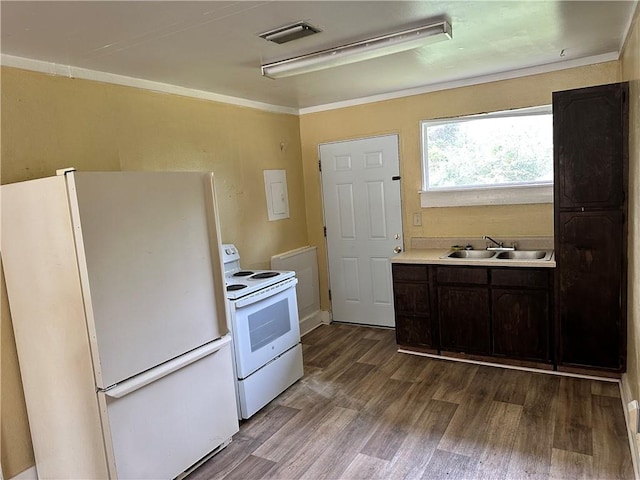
[{"left": 424, "top": 109, "right": 553, "bottom": 190}]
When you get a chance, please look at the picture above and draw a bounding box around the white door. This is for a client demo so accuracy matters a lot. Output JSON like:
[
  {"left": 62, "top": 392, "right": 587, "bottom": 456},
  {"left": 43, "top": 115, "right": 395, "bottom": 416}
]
[{"left": 320, "top": 135, "right": 403, "bottom": 327}]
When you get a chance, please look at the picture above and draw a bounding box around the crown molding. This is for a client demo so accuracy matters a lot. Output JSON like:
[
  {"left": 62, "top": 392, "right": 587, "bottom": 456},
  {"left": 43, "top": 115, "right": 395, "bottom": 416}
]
[
  {"left": 298, "top": 52, "right": 620, "bottom": 114},
  {"left": 0, "top": 51, "right": 621, "bottom": 117},
  {"left": 0, "top": 54, "right": 299, "bottom": 115}
]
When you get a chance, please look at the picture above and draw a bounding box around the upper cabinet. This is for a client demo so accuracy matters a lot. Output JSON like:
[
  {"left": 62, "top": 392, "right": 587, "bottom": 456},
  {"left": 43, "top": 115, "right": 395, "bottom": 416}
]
[{"left": 553, "top": 83, "right": 628, "bottom": 210}]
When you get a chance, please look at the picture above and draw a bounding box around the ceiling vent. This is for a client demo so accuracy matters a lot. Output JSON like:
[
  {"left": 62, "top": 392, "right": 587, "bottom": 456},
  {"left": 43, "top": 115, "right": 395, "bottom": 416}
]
[{"left": 259, "top": 22, "right": 321, "bottom": 44}]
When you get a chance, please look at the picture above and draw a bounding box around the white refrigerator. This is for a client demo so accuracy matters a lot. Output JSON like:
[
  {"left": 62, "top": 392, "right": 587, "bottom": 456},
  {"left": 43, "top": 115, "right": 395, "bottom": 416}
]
[{"left": 1, "top": 170, "right": 239, "bottom": 479}]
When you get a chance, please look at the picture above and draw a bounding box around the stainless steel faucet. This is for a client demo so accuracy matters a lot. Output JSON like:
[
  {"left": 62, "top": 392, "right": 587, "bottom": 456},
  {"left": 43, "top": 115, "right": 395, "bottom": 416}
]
[
  {"left": 483, "top": 235, "right": 516, "bottom": 251},
  {"left": 483, "top": 235, "right": 503, "bottom": 248}
]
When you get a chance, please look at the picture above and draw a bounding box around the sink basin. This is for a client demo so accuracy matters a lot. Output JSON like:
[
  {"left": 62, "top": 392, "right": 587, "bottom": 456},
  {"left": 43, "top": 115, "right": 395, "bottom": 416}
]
[
  {"left": 446, "top": 250, "right": 496, "bottom": 259},
  {"left": 496, "top": 250, "right": 552, "bottom": 260},
  {"left": 441, "top": 249, "right": 554, "bottom": 261}
]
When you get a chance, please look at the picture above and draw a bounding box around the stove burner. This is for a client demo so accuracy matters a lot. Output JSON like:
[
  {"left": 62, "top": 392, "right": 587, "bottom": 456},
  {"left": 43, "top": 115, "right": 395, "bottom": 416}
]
[
  {"left": 226, "top": 284, "right": 247, "bottom": 291},
  {"left": 233, "top": 271, "right": 254, "bottom": 277},
  {"left": 251, "top": 272, "right": 279, "bottom": 279}
]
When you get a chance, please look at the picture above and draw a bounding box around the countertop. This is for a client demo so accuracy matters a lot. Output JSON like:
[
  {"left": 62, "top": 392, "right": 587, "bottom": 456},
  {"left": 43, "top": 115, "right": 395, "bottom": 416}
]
[{"left": 391, "top": 249, "right": 556, "bottom": 268}]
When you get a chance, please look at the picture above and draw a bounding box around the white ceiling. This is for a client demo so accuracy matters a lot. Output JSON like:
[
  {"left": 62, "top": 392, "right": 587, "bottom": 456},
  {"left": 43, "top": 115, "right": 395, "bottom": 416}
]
[{"left": 1, "top": 1, "right": 637, "bottom": 111}]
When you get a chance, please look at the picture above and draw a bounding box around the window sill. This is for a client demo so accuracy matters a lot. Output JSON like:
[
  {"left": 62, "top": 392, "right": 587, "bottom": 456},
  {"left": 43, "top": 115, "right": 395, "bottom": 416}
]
[{"left": 419, "top": 184, "right": 553, "bottom": 208}]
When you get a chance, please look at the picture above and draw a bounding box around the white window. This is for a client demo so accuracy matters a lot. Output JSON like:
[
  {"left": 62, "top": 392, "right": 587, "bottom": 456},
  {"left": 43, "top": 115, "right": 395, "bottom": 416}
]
[{"left": 420, "top": 106, "right": 553, "bottom": 208}]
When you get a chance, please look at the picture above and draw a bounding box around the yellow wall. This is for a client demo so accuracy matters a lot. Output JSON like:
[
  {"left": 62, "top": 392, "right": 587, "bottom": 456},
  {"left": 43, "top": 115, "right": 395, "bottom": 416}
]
[
  {"left": 299, "top": 62, "right": 619, "bottom": 311},
  {"left": 0, "top": 66, "right": 307, "bottom": 478},
  {"left": 621, "top": 6, "right": 640, "bottom": 406},
  {"left": 0, "top": 67, "right": 308, "bottom": 268}
]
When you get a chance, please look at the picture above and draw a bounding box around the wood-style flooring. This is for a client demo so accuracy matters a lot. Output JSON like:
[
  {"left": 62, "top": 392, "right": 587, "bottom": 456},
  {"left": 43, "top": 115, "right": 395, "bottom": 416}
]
[{"left": 190, "top": 323, "right": 633, "bottom": 480}]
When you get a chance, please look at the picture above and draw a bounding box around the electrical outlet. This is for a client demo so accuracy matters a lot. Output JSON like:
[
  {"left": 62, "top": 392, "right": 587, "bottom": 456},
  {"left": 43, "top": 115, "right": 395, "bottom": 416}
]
[{"left": 413, "top": 213, "right": 422, "bottom": 226}]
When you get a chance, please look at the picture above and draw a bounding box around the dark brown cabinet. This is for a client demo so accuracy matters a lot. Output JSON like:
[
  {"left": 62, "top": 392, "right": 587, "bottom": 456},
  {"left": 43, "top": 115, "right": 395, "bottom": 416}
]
[
  {"left": 392, "top": 264, "right": 552, "bottom": 365},
  {"left": 554, "top": 83, "right": 627, "bottom": 209},
  {"left": 436, "top": 266, "right": 491, "bottom": 355},
  {"left": 491, "top": 268, "right": 551, "bottom": 363},
  {"left": 438, "top": 286, "right": 491, "bottom": 355},
  {"left": 392, "top": 264, "right": 437, "bottom": 351},
  {"left": 553, "top": 82, "right": 628, "bottom": 374}
]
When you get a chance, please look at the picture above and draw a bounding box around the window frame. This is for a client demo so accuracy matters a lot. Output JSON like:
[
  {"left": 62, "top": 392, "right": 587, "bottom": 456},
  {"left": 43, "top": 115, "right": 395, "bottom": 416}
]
[{"left": 420, "top": 105, "right": 553, "bottom": 208}]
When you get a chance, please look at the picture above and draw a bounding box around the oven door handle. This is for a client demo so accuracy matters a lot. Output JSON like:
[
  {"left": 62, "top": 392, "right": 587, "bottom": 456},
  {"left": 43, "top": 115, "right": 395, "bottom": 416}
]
[{"left": 234, "top": 278, "right": 298, "bottom": 308}]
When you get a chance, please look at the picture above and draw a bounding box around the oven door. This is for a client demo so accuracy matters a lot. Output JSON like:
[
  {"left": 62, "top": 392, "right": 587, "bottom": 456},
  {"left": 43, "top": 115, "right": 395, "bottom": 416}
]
[{"left": 230, "top": 280, "right": 300, "bottom": 379}]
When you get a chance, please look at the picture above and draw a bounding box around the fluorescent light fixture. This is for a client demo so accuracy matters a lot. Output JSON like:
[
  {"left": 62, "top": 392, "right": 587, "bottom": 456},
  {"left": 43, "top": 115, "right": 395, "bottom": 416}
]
[
  {"left": 261, "top": 20, "right": 452, "bottom": 79},
  {"left": 260, "top": 22, "right": 321, "bottom": 44}
]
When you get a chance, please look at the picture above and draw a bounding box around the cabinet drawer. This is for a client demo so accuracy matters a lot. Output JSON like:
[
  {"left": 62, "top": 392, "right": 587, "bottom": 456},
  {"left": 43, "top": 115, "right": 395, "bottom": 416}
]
[
  {"left": 392, "top": 264, "right": 429, "bottom": 281},
  {"left": 436, "top": 266, "right": 488, "bottom": 285},
  {"left": 491, "top": 269, "right": 549, "bottom": 288}
]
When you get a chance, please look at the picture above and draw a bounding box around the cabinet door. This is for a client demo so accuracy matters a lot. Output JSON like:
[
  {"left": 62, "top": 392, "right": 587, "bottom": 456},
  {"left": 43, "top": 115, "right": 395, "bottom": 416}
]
[
  {"left": 553, "top": 83, "right": 627, "bottom": 209},
  {"left": 394, "top": 281, "right": 430, "bottom": 316},
  {"left": 492, "top": 289, "right": 549, "bottom": 362},
  {"left": 438, "top": 286, "right": 490, "bottom": 355},
  {"left": 392, "top": 264, "right": 435, "bottom": 349},
  {"left": 557, "top": 211, "right": 624, "bottom": 369},
  {"left": 394, "top": 282, "right": 433, "bottom": 348}
]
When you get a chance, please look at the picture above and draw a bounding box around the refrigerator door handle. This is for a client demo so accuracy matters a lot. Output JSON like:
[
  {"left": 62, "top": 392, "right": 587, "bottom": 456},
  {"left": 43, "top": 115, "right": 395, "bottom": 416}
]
[{"left": 102, "top": 335, "right": 232, "bottom": 399}]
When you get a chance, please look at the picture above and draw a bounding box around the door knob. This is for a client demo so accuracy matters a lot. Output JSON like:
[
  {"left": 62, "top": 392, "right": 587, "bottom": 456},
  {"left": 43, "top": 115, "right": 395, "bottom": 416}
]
[{"left": 394, "top": 246, "right": 402, "bottom": 254}]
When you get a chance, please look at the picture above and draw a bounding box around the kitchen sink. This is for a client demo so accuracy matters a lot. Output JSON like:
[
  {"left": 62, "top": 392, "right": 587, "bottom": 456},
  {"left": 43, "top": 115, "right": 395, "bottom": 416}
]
[
  {"left": 496, "top": 250, "right": 553, "bottom": 260},
  {"left": 442, "top": 249, "right": 554, "bottom": 261},
  {"left": 446, "top": 250, "right": 497, "bottom": 259}
]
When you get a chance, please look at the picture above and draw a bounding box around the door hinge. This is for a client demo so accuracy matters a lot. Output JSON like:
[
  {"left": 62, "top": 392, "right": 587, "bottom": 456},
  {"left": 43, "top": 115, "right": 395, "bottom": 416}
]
[
  {"left": 323, "top": 226, "right": 327, "bottom": 237},
  {"left": 392, "top": 175, "right": 401, "bottom": 181},
  {"left": 328, "top": 289, "right": 332, "bottom": 301},
  {"left": 318, "top": 160, "right": 322, "bottom": 172}
]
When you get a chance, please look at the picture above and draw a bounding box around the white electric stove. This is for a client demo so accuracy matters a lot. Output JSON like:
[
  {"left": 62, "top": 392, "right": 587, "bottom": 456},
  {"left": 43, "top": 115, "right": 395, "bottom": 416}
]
[
  {"left": 223, "top": 244, "right": 296, "bottom": 299},
  {"left": 221, "top": 244, "right": 303, "bottom": 419}
]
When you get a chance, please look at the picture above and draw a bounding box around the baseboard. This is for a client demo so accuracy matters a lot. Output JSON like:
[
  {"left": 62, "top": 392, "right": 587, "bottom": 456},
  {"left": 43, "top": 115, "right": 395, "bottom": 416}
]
[
  {"left": 621, "top": 374, "right": 640, "bottom": 480},
  {"left": 9, "top": 466, "right": 37, "bottom": 480},
  {"left": 400, "top": 349, "right": 619, "bottom": 382},
  {"left": 299, "top": 310, "right": 331, "bottom": 337}
]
